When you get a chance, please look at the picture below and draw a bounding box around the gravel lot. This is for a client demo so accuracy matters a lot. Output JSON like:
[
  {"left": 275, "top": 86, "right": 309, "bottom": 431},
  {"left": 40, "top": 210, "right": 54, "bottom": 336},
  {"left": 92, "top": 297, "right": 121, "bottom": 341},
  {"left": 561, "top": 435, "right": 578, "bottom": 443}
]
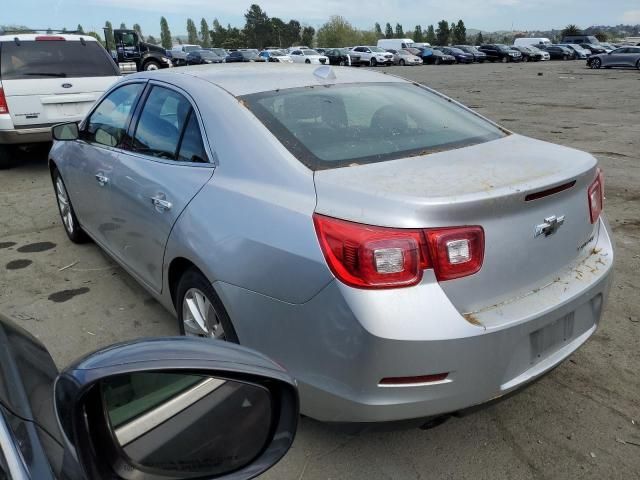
[{"left": 1, "top": 60, "right": 639, "bottom": 479}]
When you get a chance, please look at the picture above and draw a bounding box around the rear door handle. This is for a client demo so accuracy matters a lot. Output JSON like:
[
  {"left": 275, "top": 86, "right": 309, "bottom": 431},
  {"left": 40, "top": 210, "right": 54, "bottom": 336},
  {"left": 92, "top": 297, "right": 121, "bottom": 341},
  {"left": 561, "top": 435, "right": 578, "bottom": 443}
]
[
  {"left": 151, "top": 196, "right": 172, "bottom": 212},
  {"left": 95, "top": 173, "right": 109, "bottom": 186}
]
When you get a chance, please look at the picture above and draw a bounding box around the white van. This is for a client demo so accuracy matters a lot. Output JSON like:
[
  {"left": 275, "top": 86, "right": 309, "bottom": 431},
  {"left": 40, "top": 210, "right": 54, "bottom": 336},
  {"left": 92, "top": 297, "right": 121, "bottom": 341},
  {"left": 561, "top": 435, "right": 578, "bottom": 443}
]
[
  {"left": 377, "top": 38, "right": 416, "bottom": 51},
  {"left": 513, "top": 37, "right": 552, "bottom": 47},
  {"left": 0, "top": 33, "right": 121, "bottom": 168}
]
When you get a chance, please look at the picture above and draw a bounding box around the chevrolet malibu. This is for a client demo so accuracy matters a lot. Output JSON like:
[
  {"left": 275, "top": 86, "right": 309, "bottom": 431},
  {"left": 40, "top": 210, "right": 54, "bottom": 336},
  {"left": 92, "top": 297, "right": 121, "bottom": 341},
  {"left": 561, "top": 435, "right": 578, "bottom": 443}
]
[{"left": 49, "top": 65, "right": 613, "bottom": 422}]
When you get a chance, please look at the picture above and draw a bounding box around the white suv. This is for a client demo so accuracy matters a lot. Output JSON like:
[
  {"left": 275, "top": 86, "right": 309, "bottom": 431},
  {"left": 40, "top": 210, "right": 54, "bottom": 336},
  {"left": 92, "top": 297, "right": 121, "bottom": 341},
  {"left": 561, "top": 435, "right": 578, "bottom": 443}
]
[
  {"left": 0, "top": 33, "right": 121, "bottom": 168},
  {"left": 350, "top": 46, "right": 394, "bottom": 66}
]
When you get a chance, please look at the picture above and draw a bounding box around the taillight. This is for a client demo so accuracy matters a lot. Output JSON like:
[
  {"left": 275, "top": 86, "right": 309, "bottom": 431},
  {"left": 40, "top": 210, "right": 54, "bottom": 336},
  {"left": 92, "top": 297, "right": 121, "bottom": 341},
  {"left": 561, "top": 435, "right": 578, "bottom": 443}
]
[
  {"left": 313, "top": 214, "right": 484, "bottom": 289},
  {"left": 588, "top": 168, "right": 604, "bottom": 224},
  {"left": 0, "top": 88, "right": 8, "bottom": 114}
]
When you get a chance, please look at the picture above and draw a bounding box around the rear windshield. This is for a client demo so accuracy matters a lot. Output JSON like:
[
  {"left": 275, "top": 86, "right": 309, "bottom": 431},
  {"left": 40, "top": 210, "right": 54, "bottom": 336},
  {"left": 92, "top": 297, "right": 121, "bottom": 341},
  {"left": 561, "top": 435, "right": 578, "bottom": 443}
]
[
  {"left": 0, "top": 40, "right": 118, "bottom": 80},
  {"left": 242, "top": 82, "right": 506, "bottom": 170}
]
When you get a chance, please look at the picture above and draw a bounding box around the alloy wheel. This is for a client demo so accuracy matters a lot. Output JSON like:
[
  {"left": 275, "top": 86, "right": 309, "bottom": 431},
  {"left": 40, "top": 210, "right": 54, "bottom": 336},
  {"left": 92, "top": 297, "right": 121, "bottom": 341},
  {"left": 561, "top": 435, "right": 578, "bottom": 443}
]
[
  {"left": 592, "top": 58, "right": 601, "bottom": 69},
  {"left": 182, "top": 288, "right": 226, "bottom": 339},
  {"left": 55, "top": 176, "right": 74, "bottom": 234}
]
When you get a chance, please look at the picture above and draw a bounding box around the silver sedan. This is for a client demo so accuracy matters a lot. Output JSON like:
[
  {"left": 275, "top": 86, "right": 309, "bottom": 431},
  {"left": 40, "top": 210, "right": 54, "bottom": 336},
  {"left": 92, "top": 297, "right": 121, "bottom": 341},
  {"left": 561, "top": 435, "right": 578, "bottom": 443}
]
[
  {"left": 588, "top": 46, "right": 640, "bottom": 69},
  {"left": 49, "top": 65, "right": 614, "bottom": 422}
]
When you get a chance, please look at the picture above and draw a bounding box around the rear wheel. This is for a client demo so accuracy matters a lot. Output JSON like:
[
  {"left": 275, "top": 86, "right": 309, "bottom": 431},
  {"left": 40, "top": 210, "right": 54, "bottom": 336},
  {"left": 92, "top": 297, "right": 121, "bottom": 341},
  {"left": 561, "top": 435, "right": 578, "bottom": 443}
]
[
  {"left": 591, "top": 58, "right": 601, "bottom": 69},
  {"left": 636, "top": 60, "right": 640, "bottom": 70},
  {"left": 339, "top": 60, "right": 345, "bottom": 66},
  {"left": 176, "top": 268, "right": 239, "bottom": 342},
  {"left": 501, "top": 56, "right": 508, "bottom": 63},
  {"left": 52, "top": 169, "right": 90, "bottom": 243},
  {"left": 434, "top": 57, "right": 441, "bottom": 65},
  {"left": 562, "top": 54, "right": 568, "bottom": 60},
  {"left": 399, "top": 59, "right": 405, "bottom": 66},
  {"left": 370, "top": 57, "right": 377, "bottom": 67},
  {"left": 143, "top": 60, "right": 161, "bottom": 71},
  {"left": 305, "top": 59, "right": 311, "bottom": 64},
  {"left": 522, "top": 56, "right": 529, "bottom": 62},
  {"left": 0, "top": 145, "right": 15, "bottom": 170}
]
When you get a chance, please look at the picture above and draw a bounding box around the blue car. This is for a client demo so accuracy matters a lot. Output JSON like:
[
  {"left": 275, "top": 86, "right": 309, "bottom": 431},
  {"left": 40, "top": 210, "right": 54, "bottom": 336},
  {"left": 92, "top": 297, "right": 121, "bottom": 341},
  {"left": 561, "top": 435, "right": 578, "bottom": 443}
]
[{"left": 436, "top": 46, "right": 475, "bottom": 64}]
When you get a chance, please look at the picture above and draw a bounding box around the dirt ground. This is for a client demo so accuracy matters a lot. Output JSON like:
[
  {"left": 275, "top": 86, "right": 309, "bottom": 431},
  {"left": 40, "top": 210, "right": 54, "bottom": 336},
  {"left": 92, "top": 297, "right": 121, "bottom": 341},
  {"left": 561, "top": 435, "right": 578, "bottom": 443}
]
[{"left": 0, "top": 60, "right": 639, "bottom": 479}]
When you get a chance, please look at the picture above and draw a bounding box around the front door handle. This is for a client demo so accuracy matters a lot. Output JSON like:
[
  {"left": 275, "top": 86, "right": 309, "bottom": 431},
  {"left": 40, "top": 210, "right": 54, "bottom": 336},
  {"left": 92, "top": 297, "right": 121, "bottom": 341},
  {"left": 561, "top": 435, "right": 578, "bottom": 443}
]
[
  {"left": 95, "top": 173, "right": 109, "bottom": 186},
  {"left": 151, "top": 195, "right": 172, "bottom": 212}
]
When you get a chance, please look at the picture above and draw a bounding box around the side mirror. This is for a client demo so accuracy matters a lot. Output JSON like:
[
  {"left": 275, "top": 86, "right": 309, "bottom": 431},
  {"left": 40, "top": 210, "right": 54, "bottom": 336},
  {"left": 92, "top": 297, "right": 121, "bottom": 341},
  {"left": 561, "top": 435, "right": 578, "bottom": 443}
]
[
  {"left": 54, "top": 337, "right": 299, "bottom": 480},
  {"left": 52, "top": 122, "right": 79, "bottom": 141}
]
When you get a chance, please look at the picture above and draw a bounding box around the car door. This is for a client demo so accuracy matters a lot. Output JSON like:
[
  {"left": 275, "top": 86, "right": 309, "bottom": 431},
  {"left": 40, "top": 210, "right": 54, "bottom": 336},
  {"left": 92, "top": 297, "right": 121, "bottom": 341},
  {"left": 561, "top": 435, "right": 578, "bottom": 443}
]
[
  {"left": 62, "top": 82, "right": 146, "bottom": 246},
  {"left": 107, "top": 82, "right": 215, "bottom": 293},
  {"left": 628, "top": 47, "right": 640, "bottom": 67}
]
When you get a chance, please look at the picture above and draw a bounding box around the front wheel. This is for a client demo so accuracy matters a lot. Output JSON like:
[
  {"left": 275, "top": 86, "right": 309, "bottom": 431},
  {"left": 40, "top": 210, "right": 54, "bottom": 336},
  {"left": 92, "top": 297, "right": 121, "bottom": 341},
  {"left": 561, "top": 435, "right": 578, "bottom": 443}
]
[
  {"left": 636, "top": 60, "right": 640, "bottom": 70},
  {"left": 143, "top": 60, "right": 161, "bottom": 71},
  {"left": 434, "top": 57, "right": 441, "bottom": 65},
  {"left": 522, "top": 56, "right": 529, "bottom": 62},
  {"left": 501, "top": 56, "right": 508, "bottom": 63},
  {"left": 399, "top": 59, "right": 405, "bottom": 66},
  {"left": 52, "top": 169, "right": 90, "bottom": 243},
  {"left": 370, "top": 57, "right": 377, "bottom": 67},
  {"left": 176, "top": 268, "right": 239, "bottom": 342},
  {"left": 305, "top": 59, "right": 310, "bottom": 64},
  {"left": 591, "top": 58, "right": 601, "bottom": 69},
  {"left": 339, "top": 60, "right": 345, "bottom": 66}
]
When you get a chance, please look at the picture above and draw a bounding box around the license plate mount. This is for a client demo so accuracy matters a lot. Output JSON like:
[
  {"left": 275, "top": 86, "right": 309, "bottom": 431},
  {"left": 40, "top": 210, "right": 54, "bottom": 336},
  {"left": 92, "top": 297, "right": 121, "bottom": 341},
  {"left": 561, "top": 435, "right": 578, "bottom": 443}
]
[{"left": 530, "top": 312, "right": 575, "bottom": 364}]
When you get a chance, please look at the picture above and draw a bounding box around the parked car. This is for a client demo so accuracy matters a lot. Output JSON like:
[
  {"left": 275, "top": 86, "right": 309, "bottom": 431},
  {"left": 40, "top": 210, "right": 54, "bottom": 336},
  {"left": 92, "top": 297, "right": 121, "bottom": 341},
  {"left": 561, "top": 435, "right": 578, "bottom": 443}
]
[
  {"left": 322, "top": 48, "right": 359, "bottom": 66},
  {"left": 225, "top": 50, "right": 265, "bottom": 63},
  {"left": 289, "top": 48, "right": 329, "bottom": 64},
  {"left": 205, "top": 47, "right": 228, "bottom": 58},
  {"left": 169, "top": 44, "right": 200, "bottom": 67},
  {"left": 598, "top": 42, "right": 618, "bottom": 52},
  {"left": 435, "top": 46, "right": 474, "bottom": 64},
  {"left": 386, "top": 48, "right": 423, "bottom": 66},
  {"left": 350, "top": 46, "right": 394, "bottom": 66},
  {"left": 562, "top": 35, "right": 600, "bottom": 45},
  {"left": 535, "top": 44, "right": 573, "bottom": 60},
  {"left": 0, "top": 33, "right": 121, "bottom": 169},
  {"left": 414, "top": 47, "right": 456, "bottom": 64},
  {"left": 587, "top": 46, "right": 640, "bottom": 69},
  {"left": 513, "top": 37, "right": 552, "bottom": 47},
  {"left": 185, "top": 49, "right": 224, "bottom": 65},
  {"left": 580, "top": 43, "right": 608, "bottom": 55},
  {"left": 0, "top": 313, "right": 298, "bottom": 480},
  {"left": 510, "top": 45, "right": 544, "bottom": 62},
  {"left": 453, "top": 45, "right": 487, "bottom": 62},
  {"left": 478, "top": 44, "right": 522, "bottom": 62},
  {"left": 527, "top": 45, "right": 551, "bottom": 60},
  {"left": 557, "top": 44, "right": 590, "bottom": 59},
  {"left": 49, "top": 64, "right": 613, "bottom": 422},
  {"left": 377, "top": 38, "right": 417, "bottom": 50},
  {"left": 259, "top": 49, "right": 294, "bottom": 63}
]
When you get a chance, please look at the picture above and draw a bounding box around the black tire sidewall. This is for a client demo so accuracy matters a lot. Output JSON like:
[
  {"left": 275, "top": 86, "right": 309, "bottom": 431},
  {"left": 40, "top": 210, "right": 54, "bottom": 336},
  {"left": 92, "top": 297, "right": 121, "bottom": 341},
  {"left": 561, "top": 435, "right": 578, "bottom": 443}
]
[
  {"left": 176, "top": 268, "right": 239, "bottom": 343},
  {"left": 53, "top": 169, "right": 90, "bottom": 243}
]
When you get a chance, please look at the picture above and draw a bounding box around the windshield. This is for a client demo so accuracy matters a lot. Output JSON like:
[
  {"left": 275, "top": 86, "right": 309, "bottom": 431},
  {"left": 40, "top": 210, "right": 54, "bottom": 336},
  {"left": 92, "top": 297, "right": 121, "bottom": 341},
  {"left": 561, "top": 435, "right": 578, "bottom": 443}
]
[
  {"left": 241, "top": 51, "right": 258, "bottom": 59},
  {"left": 183, "top": 45, "right": 200, "bottom": 52},
  {"left": 303, "top": 49, "right": 319, "bottom": 56},
  {"left": 370, "top": 47, "right": 387, "bottom": 53},
  {"left": 269, "top": 50, "right": 286, "bottom": 56},
  {"left": 200, "top": 51, "right": 218, "bottom": 58},
  {"left": 242, "top": 83, "right": 506, "bottom": 170},
  {"left": 210, "top": 48, "right": 226, "bottom": 56},
  {"left": 496, "top": 45, "right": 510, "bottom": 52},
  {"left": 0, "top": 40, "right": 118, "bottom": 79}
]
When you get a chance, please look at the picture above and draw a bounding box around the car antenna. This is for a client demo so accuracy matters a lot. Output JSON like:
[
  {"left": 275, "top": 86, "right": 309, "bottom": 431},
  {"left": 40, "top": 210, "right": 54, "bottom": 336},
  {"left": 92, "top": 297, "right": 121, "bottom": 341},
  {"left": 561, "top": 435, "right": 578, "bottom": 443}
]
[{"left": 313, "top": 65, "right": 336, "bottom": 81}]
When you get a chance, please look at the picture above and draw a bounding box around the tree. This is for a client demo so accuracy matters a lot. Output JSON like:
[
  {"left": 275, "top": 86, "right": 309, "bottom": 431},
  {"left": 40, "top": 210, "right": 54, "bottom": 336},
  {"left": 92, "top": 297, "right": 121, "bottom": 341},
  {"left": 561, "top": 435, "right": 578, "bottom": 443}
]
[
  {"left": 475, "top": 31, "right": 484, "bottom": 45},
  {"left": 425, "top": 24, "right": 436, "bottom": 44},
  {"left": 413, "top": 25, "right": 423, "bottom": 43},
  {"left": 120, "top": 22, "right": 126, "bottom": 30},
  {"left": 104, "top": 21, "right": 114, "bottom": 48},
  {"left": 594, "top": 31, "right": 608, "bottom": 42},
  {"left": 395, "top": 23, "right": 404, "bottom": 37},
  {"left": 186, "top": 18, "right": 199, "bottom": 44},
  {"left": 374, "top": 23, "right": 384, "bottom": 39},
  {"left": 452, "top": 20, "right": 466, "bottom": 44},
  {"left": 301, "top": 26, "right": 315, "bottom": 47},
  {"left": 436, "top": 20, "right": 450, "bottom": 45},
  {"left": 133, "top": 23, "right": 142, "bottom": 39},
  {"left": 244, "top": 4, "right": 272, "bottom": 49},
  {"left": 283, "top": 20, "right": 301, "bottom": 47},
  {"left": 270, "top": 17, "right": 285, "bottom": 47},
  {"left": 146, "top": 35, "right": 157, "bottom": 45},
  {"left": 562, "top": 24, "right": 581, "bottom": 37},
  {"left": 385, "top": 22, "right": 393, "bottom": 39},
  {"left": 316, "top": 15, "right": 361, "bottom": 48},
  {"left": 85, "top": 31, "right": 103, "bottom": 46},
  {"left": 160, "top": 17, "right": 172, "bottom": 49},
  {"left": 199, "top": 18, "right": 210, "bottom": 47},
  {"left": 76, "top": 24, "right": 84, "bottom": 34}
]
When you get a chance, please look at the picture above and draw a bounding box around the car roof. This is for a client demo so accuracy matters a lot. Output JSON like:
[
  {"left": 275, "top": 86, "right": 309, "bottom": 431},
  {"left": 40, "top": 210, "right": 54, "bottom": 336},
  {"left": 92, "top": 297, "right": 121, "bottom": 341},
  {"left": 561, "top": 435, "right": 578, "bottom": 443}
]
[
  {"left": 0, "top": 33, "right": 98, "bottom": 42},
  {"left": 130, "top": 64, "right": 408, "bottom": 97}
]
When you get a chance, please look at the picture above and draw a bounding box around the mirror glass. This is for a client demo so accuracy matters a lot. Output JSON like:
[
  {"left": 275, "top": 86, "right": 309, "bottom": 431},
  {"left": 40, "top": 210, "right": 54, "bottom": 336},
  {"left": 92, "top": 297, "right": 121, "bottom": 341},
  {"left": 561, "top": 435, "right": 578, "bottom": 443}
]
[
  {"left": 52, "top": 122, "right": 79, "bottom": 141},
  {"left": 100, "top": 372, "right": 273, "bottom": 477}
]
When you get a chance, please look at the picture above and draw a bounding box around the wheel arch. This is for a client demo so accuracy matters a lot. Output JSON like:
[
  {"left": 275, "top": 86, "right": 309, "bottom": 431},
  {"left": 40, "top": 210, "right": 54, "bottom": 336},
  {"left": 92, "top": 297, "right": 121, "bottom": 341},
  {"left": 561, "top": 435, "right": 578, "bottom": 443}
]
[{"left": 167, "top": 256, "right": 202, "bottom": 308}]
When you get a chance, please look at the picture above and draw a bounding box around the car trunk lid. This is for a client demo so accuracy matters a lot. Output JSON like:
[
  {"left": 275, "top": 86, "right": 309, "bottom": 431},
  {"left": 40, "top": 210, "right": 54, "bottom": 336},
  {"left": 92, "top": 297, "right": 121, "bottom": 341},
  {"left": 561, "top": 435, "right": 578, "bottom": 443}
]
[{"left": 313, "top": 134, "right": 600, "bottom": 314}]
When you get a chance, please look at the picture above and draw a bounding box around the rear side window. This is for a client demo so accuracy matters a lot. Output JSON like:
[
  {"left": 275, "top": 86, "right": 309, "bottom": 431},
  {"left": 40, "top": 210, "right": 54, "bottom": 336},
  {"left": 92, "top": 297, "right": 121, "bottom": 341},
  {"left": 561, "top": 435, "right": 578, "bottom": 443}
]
[
  {"left": 243, "top": 82, "right": 506, "bottom": 170},
  {"left": 0, "top": 40, "right": 118, "bottom": 80}
]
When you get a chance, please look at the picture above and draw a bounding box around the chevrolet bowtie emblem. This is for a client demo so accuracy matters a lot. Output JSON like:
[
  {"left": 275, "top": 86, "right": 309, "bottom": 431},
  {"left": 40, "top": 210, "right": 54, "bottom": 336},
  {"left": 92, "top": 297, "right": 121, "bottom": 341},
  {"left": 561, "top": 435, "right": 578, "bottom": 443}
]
[{"left": 534, "top": 215, "right": 565, "bottom": 238}]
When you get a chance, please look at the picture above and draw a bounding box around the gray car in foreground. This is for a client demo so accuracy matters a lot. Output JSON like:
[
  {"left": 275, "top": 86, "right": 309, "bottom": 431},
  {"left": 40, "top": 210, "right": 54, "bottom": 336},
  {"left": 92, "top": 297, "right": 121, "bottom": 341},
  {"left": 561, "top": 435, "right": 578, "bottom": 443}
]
[
  {"left": 49, "top": 65, "right": 614, "bottom": 422},
  {"left": 588, "top": 46, "right": 640, "bottom": 69}
]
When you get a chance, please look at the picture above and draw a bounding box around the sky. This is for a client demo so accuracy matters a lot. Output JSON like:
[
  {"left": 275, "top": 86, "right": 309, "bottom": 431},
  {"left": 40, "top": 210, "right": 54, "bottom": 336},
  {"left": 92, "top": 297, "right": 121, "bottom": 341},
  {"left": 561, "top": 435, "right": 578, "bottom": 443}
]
[{"left": 4, "top": 0, "right": 640, "bottom": 36}]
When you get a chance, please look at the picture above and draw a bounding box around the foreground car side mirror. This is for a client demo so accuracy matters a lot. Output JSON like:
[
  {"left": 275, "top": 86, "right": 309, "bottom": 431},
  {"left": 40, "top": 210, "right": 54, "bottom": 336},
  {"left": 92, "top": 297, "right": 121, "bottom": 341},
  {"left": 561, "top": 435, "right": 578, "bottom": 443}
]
[
  {"left": 52, "top": 122, "right": 79, "bottom": 141},
  {"left": 54, "top": 337, "right": 298, "bottom": 480}
]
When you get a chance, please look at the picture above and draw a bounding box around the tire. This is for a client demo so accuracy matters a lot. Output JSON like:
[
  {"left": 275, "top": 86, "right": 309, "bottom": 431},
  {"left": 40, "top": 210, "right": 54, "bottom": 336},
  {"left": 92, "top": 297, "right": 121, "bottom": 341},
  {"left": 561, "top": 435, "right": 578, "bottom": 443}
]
[
  {"left": 0, "top": 145, "right": 15, "bottom": 170},
  {"left": 562, "top": 55, "right": 568, "bottom": 61},
  {"left": 636, "top": 60, "right": 640, "bottom": 70},
  {"left": 339, "top": 60, "right": 345, "bottom": 66},
  {"left": 501, "top": 56, "right": 508, "bottom": 63},
  {"left": 52, "top": 168, "right": 90, "bottom": 243},
  {"left": 305, "top": 59, "right": 310, "bottom": 64},
  {"left": 143, "top": 60, "right": 161, "bottom": 71},
  {"left": 370, "top": 57, "right": 377, "bottom": 67},
  {"left": 176, "top": 268, "right": 239, "bottom": 342},
  {"left": 591, "top": 58, "right": 601, "bottom": 69},
  {"left": 399, "top": 59, "right": 405, "bottom": 66},
  {"left": 522, "top": 56, "right": 529, "bottom": 62},
  {"left": 434, "top": 57, "right": 441, "bottom": 65}
]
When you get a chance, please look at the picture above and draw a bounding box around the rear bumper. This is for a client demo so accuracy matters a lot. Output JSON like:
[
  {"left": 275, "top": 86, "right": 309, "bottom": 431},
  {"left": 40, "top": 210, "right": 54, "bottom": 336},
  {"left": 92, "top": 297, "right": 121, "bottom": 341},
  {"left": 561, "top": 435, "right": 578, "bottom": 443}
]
[
  {"left": 216, "top": 217, "right": 614, "bottom": 422},
  {"left": 0, "top": 125, "right": 53, "bottom": 144}
]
